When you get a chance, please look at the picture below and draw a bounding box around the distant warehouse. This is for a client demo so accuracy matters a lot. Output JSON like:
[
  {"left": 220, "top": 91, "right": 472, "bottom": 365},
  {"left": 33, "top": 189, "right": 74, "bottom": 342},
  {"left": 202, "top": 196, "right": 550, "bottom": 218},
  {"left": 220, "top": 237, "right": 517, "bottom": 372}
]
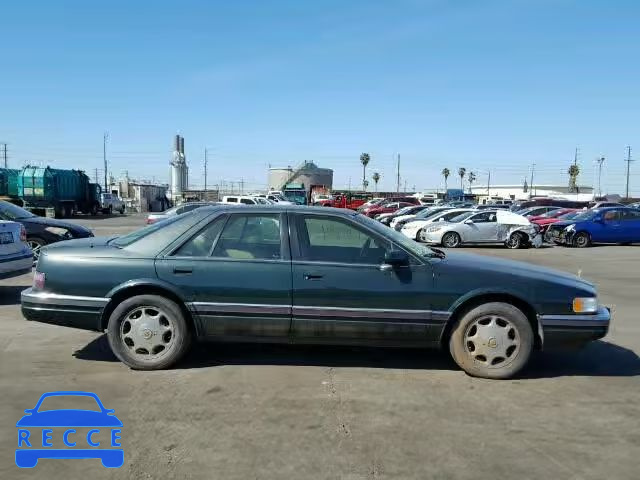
[{"left": 268, "top": 161, "right": 333, "bottom": 201}]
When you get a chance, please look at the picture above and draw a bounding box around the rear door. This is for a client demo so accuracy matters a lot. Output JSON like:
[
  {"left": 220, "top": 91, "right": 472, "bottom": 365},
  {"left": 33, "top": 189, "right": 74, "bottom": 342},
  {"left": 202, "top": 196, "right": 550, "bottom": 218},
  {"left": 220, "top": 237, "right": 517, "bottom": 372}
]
[
  {"left": 621, "top": 209, "right": 640, "bottom": 242},
  {"left": 156, "top": 212, "right": 292, "bottom": 339}
]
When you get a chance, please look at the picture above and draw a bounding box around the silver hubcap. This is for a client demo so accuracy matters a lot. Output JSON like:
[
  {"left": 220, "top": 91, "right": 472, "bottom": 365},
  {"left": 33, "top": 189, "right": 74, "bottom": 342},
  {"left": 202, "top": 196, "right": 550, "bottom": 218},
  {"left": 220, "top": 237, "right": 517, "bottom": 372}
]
[
  {"left": 120, "top": 306, "right": 176, "bottom": 359},
  {"left": 508, "top": 234, "right": 519, "bottom": 247},
  {"left": 443, "top": 234, "right": 458, "bottom": 247},
  {"left": 463, "top": 315, "right": 520, "bottom": 368},
  {"left": 576, "top": 235, "right": 587, "bottom": 246}
]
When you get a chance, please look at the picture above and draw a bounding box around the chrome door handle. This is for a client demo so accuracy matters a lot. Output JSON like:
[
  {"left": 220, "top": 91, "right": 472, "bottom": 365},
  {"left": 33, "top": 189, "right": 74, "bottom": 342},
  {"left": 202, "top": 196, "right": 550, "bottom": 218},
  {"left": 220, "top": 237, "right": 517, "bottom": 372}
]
[
  {"left": 303, "top": 274, "right": 323, "bottom": 280},
  {"left": 173, "top": 267, "right": 193, "bottom": 275}
]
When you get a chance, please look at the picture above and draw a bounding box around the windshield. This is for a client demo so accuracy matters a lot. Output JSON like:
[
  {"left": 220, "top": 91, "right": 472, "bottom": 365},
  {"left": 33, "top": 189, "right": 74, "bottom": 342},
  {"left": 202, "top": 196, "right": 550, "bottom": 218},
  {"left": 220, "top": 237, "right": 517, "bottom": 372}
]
[
  {"left": 416, "top": 208, "right": 447, "bottom": 219},
  {"left": 558, "top": 211, "right": 581, "bottom": 220},
  {"left": 358, "top": 214, "right": 436, "bottom": 257},
  {"left": 394, "top": 206, "right": 414, "bottom": 215},
  {"left": 571, "top": 210, "right": 596, "bottom": 221},
  {"left": 0, "top": 200, "right": 36, "bottom": 220}
]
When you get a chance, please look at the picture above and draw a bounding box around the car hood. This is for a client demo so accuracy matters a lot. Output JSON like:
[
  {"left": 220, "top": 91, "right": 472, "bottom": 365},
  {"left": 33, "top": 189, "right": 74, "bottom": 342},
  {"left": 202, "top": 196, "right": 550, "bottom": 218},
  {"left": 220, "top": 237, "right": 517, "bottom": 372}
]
[
  {"left": 16, "top": 410, "right": 123, "bottom": 427},
  {"left": 22, "top": 216, "right": 92, "bottom": 235},
  {"left": 549, "top": 220, "right": 578, "bottom": 228},
  {"left": 394, "top": 214, "right": 417, "bottom": 222},
  {"left": 439, "top": 250, "right": 594, "bottom": 290}
]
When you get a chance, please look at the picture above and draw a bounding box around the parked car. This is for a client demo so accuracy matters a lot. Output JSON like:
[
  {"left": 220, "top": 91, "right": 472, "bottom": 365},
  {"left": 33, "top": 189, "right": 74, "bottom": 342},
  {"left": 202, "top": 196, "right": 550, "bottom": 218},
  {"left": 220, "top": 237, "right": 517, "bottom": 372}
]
[
  {"left": 587, "top": 201, "right": 624, "bottom": 209},
  {"left": 527, "top": 208, "right": 577, "bottom": 223},
  {"left": 363, "top": 201, "right": 414, "bottom": 218},
  {"left": 378, "top": 205, "right": 430, "bottom": 226},
  {"left": 0, "top": 200, "right": 93, "bottom": 261},
  {"left": 221, "top": 195, "right": 263, "bottom": 205},
  {"left": 146, "top": 202, "right": 220, "bottom": 225},
  {"left": 0, "top": 221, "right": 32, "bottom": 279},
  {"left": 474, "top": 204, "right": 511, "bottom": 210},
  {"left": 546, "top": 207, "right": 640, "bottom": 247},
  {"left": 391, "top": 206, "right": 453, "bottom": 231},
  {"left": 419, "top": 209, "right": 542, "bottom": 249},
  {"left": 21, "top": 205, "right": 610, "bottom": 380},
  {"left": 510, "top": 199, "right": 589, "bottom": 212},
  {"left": 514, "top": 206, "right": 563, "bottom": 218},
  {"left": 627, "top": 201, "right": 640, "bottom": 209},
  {"left": 530, "top": 209, "right": 580, "bottom": 234},
  {"left": 401, "top": 208, "right": 474, "bottom": 241},
  {"left": 100, "top": 193, "right": 125, "bottom": 214}
]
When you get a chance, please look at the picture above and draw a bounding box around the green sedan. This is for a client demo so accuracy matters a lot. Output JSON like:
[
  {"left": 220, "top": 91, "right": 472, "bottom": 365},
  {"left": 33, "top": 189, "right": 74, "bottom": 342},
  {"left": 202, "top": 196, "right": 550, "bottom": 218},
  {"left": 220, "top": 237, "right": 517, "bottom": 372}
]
[{"left": 21, "top": 205, "right": 610, "bottom": 379}]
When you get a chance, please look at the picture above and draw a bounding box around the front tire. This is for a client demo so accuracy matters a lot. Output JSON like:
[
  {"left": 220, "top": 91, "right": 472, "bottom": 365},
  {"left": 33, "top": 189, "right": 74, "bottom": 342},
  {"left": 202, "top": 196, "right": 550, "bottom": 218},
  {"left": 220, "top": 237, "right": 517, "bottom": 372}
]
[
  {"left": 441, "top": 232, "right": 461, "bottom": 248},
  {"left": 505, "top": 232, "right": 524, "bottom": 249},
  {"left": 573, "top": 232, "right": 591, "bottom": 248},
  {"left": 107, "top": 295, "right": 192, "bottom": 370},
  {"left": 449, "top": 302, "right": 534, "bottom": 379}
]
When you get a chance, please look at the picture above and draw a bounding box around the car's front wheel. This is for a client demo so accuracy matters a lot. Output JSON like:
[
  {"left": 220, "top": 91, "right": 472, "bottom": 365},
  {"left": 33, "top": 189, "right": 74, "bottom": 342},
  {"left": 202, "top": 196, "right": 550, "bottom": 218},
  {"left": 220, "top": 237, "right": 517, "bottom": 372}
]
[
  {"left": 448, "top": 302, "right": 534, "bottom": 379},
  {"left": 441, "top": 232, "right": 461, "bottom": 248},
  {"left": 573, "top": 232, "right": 591, "bottom": 248},
  {"left": 505, "top": 232, "right": 525, "bottom": 249},
  {"left": 107, "top": 295, "right": 192, "bottom": 370}
]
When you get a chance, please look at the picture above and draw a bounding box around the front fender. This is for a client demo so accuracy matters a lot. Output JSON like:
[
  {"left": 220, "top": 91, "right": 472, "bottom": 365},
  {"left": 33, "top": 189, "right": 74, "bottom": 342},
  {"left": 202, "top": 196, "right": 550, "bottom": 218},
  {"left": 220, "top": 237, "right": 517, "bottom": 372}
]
[{"left": 447, "top": 287, "right": 535, "bottom": 314}]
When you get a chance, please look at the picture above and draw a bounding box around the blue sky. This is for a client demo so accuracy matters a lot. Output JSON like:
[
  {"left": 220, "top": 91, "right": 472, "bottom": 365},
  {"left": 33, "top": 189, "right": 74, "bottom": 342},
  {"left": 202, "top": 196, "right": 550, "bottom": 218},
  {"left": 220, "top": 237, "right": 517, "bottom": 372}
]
[{"left": 1, "top": 0, "right": 638, "bottom": 194}]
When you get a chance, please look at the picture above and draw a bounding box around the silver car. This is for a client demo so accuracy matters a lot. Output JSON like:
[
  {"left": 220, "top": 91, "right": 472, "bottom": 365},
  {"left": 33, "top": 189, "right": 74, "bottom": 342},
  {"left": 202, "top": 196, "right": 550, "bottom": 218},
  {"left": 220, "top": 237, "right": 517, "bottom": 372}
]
[
  {"left": 419, "top": 210, "right": 542, "bottom": 249},
  {"left": 146, "top": 202, "right": 220, "bottom": 225}
]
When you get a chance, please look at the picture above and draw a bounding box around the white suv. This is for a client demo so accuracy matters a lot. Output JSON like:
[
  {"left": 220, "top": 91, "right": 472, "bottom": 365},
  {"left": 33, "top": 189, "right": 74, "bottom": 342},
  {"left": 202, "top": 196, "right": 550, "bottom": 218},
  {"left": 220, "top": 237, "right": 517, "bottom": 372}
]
[{"left": 100, "top": 193, "right": 125, "bottom": 214}]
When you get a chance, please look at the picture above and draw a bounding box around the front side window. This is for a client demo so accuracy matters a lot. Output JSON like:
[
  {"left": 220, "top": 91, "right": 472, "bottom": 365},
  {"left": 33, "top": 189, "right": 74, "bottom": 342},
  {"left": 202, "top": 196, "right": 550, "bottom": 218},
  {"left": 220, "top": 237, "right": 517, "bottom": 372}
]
[
  {"left": 173, "top": 216, "right": 226, "bottom": 257},
  {"left": 471, "top": 212, "right": 496, "bottom": 223},
  {"left": 212, "top": 215, "right": 281, "bottom": 260},
  {"left": 296, "top": 215, "right": 389, "bottom": 264},
  {"left": 240, "top": 198, "right": 256, "bottom": 205}
]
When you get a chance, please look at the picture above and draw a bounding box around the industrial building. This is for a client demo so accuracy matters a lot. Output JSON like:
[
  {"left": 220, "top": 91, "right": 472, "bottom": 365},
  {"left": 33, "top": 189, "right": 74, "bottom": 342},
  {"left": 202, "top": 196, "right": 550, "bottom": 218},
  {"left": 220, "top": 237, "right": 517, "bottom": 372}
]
[
  {"left": 109, "top": 174, "right": 169, "bottom": 212},
  {"left": 470, "top": 184, "right": 595, "bottom": 203},
  {"left": 268, "top": 161, "right": 333, "bottom": 198}
]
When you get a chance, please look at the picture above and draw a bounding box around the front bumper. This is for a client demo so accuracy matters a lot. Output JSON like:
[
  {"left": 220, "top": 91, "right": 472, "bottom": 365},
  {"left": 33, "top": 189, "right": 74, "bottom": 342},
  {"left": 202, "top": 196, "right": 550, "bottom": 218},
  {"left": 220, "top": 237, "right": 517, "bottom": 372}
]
[
  {"left": 539, "top": 306, "right": 610, "bottom": 348},
  {"left": 21, "top": 287, "right": 108, "bottom": 331}
]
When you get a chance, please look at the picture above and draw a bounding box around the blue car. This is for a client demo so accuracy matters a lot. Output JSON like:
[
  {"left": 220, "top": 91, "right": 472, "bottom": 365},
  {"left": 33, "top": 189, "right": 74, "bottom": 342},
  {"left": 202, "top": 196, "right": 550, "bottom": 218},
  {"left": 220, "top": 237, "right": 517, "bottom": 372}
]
[
  {"left": 16, "top": 391, "right": 123, "bottom": 468},
  {"left": 545, "top": 207, "right": 640, "bottom": 247}
]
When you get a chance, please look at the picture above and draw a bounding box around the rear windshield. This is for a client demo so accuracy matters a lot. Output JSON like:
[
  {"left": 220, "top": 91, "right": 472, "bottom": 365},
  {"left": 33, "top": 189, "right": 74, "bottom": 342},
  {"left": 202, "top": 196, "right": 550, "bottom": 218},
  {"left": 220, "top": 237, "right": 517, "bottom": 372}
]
[{"left": 110, "top": 209, "right": 213, "bottom": 253}]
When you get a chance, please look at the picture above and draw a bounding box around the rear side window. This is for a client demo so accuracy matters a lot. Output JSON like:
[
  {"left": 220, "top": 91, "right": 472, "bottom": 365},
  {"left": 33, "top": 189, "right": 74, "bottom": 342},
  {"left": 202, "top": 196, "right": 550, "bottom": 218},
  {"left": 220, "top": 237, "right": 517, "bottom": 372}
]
[
  {"left": 622, "top": 210, "right": 640, "bottom": 220},
  {"left": 240, "top": 198, "right": 255, "bottom": 205},
  {"left": 173, "top": 216, "right": 226, "bottom": 257},
  {"left": 212, "top": 215, "right": 281, "bottom": 260},
  {"left": 226, "top": 197, "right": 238, "bottom": 203}
]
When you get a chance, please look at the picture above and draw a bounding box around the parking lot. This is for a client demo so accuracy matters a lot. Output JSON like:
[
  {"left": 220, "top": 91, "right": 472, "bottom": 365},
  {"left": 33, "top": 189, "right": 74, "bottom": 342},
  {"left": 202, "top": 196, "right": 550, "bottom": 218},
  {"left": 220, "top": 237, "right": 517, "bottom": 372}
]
[{"left": 1, "top": 213, "right": 639, "bottom": 480}]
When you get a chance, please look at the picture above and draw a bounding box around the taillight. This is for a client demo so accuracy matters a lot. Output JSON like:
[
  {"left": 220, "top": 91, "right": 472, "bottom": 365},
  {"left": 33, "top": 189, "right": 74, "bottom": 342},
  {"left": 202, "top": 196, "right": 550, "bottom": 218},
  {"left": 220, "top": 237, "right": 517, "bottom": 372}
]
[
  {"left": 146, "top": 218, "right": 155, "bottom": 225},
  {"left": 33, "top": 271, "right": 46, "bottom": 290},
  {"left": 20, "top": 225, "right": 27, "bottom": 242}
]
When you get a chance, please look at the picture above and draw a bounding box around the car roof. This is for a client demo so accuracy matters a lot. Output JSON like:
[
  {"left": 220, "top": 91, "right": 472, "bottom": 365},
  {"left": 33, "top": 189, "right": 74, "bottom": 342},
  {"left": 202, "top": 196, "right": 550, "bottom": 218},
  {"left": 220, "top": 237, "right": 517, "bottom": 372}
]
[{"left": 197, "top": 204, "right": 358, "bottom": 216}]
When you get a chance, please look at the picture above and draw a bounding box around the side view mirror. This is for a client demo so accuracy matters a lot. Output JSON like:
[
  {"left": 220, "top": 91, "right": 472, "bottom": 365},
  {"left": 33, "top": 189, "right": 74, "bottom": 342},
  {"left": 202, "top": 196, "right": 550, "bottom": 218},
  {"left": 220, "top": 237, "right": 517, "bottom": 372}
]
[
  {"left": 464, "top": 219, "right": 474, "bottom": 224},
  {"left": 380, "top": 250, "right": 409, "bottom": 271}
]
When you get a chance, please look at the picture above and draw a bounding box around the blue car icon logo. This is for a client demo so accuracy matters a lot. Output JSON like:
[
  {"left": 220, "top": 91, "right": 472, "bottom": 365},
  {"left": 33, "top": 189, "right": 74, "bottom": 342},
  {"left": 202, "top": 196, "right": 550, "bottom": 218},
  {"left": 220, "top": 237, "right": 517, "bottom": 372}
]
[{"left": 16, "top": 391, "right": 123, "bottom": 468}]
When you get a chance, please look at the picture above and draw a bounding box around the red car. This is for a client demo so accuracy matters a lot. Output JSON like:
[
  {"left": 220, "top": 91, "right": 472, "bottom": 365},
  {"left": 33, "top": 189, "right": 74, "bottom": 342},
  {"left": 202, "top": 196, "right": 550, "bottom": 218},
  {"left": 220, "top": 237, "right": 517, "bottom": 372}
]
[
  {"left": 530, "top": 208, "right": 581, "bottom": 232},
  {"left": 363, "top": 201, "right": 414, "bottom": 218}
]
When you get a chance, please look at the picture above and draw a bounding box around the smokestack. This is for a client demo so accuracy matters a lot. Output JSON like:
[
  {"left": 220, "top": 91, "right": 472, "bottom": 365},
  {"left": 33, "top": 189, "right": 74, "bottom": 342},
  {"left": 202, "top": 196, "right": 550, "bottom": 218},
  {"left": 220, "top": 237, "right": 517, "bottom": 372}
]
[
  {"left": 180, "top": 136, "right": 185, "bottom": 154},
  {"left": 174, "top": 135, "right": 180, "bottom": 152}
]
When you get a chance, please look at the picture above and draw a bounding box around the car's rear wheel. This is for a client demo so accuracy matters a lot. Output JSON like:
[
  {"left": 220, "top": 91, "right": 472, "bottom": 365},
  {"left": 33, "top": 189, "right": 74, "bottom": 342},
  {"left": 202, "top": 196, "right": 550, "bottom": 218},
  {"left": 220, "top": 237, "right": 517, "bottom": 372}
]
[
  {"left": 442, "top": 232, "right": 461, "bottom": 248},
  {"left": 107, "top": 295, "right": 192, "bottom": 370},
  {"left": 449, "top": 302, "right": 534, "bottom": 379},
  {"left": 505, "top": 232, "right": 524, "bottom": 249},
  {"left": 573, "top": 232, "right": 591, "bottom": 248},
  {"left": 417, "top": 228, "right": 428, "bottom": 242}
]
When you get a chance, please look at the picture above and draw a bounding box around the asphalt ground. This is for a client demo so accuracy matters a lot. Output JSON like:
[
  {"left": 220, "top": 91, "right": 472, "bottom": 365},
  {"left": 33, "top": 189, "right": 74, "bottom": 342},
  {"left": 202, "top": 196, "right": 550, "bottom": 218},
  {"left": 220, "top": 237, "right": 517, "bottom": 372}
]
[{"left": 1, "top": 213, "right": 638, "bottom": 479}]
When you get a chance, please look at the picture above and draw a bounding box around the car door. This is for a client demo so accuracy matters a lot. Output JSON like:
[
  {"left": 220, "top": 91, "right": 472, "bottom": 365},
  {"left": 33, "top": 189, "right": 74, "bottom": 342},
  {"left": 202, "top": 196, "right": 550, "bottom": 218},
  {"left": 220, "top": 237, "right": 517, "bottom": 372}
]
[
  {"left": 156, "top": 212, "right": 292, "bottom": 339},
  {"left": 289, "top": 212, "right": 440, "bottom": 346},
  {"left": 594, "top": 209, "right": 624, "bottom": 243},
  {"left": 460, "top": 211, "right": 498, "bottom": 242},
  {"left": 621, "top": 209, "right": 640, "bottom": 242}
]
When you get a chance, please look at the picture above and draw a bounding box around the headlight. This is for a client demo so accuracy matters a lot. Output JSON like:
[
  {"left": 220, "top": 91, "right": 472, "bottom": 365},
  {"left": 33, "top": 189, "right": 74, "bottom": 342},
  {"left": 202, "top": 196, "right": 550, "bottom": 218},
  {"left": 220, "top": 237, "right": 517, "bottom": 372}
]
[
  {"left": 573, "top": 297, "right": 598, "bottom": 313},
  {"left": 45, "top": 226, "right": 72, "bottom": 239},
  {"left": 565, "top": 224, "right": 575, "bottom": 232}
]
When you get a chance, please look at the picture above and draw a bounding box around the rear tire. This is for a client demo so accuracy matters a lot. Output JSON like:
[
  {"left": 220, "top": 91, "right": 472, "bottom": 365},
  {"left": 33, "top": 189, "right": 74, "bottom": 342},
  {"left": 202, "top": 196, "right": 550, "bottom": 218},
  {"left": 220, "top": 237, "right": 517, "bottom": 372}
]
[
  {"left": 449, "top": 302, "right": 534, "bottom": 379},
  {"left": 573, "top": 232, "right": 591, "bottom": 248},
  {"left": 442, "top": 232, "right": 461, "bottom": 248},
  {"left": 107, "top": 295, "right": 192, "bottom": 370},
  {"left": 27, "top": 237, "right": 47, "bottom": 263}
]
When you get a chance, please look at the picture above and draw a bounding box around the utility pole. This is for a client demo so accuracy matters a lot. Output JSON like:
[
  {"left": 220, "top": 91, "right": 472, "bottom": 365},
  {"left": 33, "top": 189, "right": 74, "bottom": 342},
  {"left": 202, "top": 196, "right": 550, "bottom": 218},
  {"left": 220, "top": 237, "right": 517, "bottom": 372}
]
[
  {"left": 529, "top": 163, "right": 535, "bottom": 199},
  {"left": 404, "top": 180, "right": 407, "bottom": 192},
  {"left": 103, "top": 132, "right": 109, "bottom": 192},
  {"left": 204, "top": 148, "right": 208, "bottom": 192},
  {"left": 348, "top": 177, "right": 351, "bottom": 192},
  {"left": 625, "top": 146, "right": 633, "bottom": 199},
  {"left": 240, "top": 178, "right": 244, "bottom": 194},
  {"left": 396, "top": 153, "right": 400, "bottom": 194},
  {"left": 595, "top": 156, "right": 605, "bottom": 198},
  {"left": 1, "top": 143, "right": 7, "bottom": 168},
  {"left": 487, "top": 170, "right": 491, "bottom": 196},
  {"left": 94, "top": 168, "right": 99, "bottom": 184}
]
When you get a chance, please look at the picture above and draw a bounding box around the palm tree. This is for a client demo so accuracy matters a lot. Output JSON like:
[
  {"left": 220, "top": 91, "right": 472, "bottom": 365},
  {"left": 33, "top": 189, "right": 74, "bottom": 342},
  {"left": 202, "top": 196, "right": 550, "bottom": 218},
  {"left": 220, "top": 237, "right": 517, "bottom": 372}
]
[
  {"left": 441, "top": 168, "right": 450, "bottom": 191},
  {"left": 458, "top": 167, "right": 466, "bottom": 190},
  {"left": 468, "top": 171, "right": 476, "bottom": 192},
  {"left": 360, "top": 153, "right": 370, "bottom": 191},
  {"left": 372, "top": 172, "right": 380, "bottom": 192},
  {"left": 568, "top": 164, "right": 580, "bottom": 192}
]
